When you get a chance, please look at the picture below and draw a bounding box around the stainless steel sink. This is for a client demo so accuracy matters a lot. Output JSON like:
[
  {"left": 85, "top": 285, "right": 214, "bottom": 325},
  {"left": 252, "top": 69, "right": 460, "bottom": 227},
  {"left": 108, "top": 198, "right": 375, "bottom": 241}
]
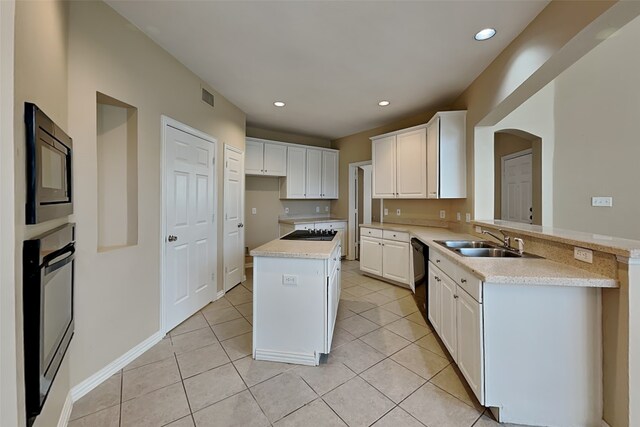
[
  {"left": 435, "top": 240, "right": 497, "bottom": 249},
  {"left": 434, "top": 240, "right": 542, "bottom": 258},
  {"left": 455, "top": 247, "right": 522, "bottom": 258}
]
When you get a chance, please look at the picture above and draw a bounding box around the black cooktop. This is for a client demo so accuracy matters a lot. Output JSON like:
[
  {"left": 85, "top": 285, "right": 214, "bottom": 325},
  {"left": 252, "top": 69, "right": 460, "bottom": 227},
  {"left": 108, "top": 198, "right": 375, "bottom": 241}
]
[{"left": 280, "top": 229, "right": 338, "bottom": 241}]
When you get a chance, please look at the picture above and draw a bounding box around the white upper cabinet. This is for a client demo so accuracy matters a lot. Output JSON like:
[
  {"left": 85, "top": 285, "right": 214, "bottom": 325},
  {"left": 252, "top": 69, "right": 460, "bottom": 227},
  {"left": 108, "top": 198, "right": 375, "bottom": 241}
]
[
  {"left": 306, "top": 148, "right": 323, "bottom": 199},
  {"left": 372, "top": 136, "right": 396, "bottom": 198},
  {"left": 426, "top": 111, "right": 466, "bottom": 199},
  {"left": 396, "top": 129, "right": 427, "bottom": 198},
  {"left": 279, "top": 145, "right": 339, "bottom": 199},
  {"left": 321, "top": 150, "right": 339, "bottom": 199},
  {"left": 371, "top": 111, "right": 466, "bottom": 199},
  {"left": 245, "top": 138, "right": 287, "bottom": 176},
  {"left": 282, "top": 146, "right": 306, "bottom": 198},
  {"left": 372, "top": 127, "right": 426, "bottom": 199}
]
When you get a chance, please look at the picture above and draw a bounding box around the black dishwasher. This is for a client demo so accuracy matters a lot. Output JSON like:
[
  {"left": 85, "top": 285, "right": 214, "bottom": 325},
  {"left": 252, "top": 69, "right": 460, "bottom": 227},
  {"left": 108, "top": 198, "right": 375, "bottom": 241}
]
[{"left": 411, "top": 238, "right": 428, "bottom": 321}]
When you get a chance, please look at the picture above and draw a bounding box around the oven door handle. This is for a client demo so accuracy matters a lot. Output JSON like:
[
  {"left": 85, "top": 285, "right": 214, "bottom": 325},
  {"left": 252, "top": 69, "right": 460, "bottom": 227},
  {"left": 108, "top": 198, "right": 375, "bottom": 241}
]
[{"left": 43, "top": 243, "right": 75, "bottom": 274}]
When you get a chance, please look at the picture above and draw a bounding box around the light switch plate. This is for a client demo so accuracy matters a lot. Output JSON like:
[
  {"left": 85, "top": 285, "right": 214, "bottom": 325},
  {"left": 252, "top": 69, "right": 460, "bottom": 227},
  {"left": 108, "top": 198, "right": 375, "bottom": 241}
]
[
  {"left": 316, "top": 206, "right": 320, "bottom": 213},
  {"left": 325, "top": 206, "right": 329, "bottom": 212},
  {"left": 465, "top": 213, "right": 471, "bottom": 223},
  {"left": 574, "top": 247, "right": 593, "bottom": 263},
  {"left": 475, "top": 226, "right": 482, "bottom": 233},
  {"left": 456, "top": 212, "right": 461, "bottom": 221},
  {"left": 251, "top": 208, "right": 257, "bottom": 215},
  {"left": 384, "top": 208, "right": 388, "bottom": 216},
  {"left": 439, "top": 210, "right": 446, "bottom": 219},
  {"left": 592, "top": 196, "right": 613, "bottom": 207}
]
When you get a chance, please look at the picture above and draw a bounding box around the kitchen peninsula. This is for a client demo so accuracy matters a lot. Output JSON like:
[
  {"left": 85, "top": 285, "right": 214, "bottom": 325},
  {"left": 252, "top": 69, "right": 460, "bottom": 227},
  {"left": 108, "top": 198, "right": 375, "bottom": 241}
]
[{"left": 250, "top": 230, "right": 342, "bottom": 366}]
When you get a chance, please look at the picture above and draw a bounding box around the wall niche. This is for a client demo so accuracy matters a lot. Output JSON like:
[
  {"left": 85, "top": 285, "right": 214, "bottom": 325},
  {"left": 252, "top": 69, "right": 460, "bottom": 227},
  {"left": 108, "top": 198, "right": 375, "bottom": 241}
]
[{"left": 96, "top": 92, "right": 138, "bottom": 251}]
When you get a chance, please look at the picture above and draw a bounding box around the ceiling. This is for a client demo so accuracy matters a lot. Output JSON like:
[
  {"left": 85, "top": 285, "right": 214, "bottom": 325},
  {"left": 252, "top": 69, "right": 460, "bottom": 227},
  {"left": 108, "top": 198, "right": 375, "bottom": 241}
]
[{"left": 106, "top": 1, "right": 549, "bottom": 140}]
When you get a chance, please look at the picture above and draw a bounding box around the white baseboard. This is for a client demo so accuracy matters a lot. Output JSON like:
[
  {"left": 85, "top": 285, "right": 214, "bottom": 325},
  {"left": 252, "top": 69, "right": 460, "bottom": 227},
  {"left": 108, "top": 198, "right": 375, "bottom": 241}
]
[
  {"left": 56, "top": 392, "right": 73, "bottom": 427},
  {"left": 255, "top": 348, "right": 319, "bottom": 366},
  {"left": 217, "top": 290, "right": 225, "bottom": 299},
  {"left": 69, "top": 330, "right": 164, "bottom": 402},
  {"left": 602, "top": 421, "right": 611, "bottom": 427}
]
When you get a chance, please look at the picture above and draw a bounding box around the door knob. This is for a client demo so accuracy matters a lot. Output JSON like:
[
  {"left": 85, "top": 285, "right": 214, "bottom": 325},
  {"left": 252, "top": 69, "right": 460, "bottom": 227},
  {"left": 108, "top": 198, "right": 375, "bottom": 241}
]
[
  {"left": 238, "top": 223, "right": 244, "bottom": 228},
  {"left": 168, "top": 235, "right": 178, "bottom": 242}
]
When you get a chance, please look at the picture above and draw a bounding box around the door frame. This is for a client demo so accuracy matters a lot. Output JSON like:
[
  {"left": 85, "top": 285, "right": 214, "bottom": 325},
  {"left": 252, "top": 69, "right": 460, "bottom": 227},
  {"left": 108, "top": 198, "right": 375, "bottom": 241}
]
[
  {"left": 348, "top": 160, "right": 372, "bottom": 261},
  {"left": 223, "top": 144, "right": 245, "bottom": 292},
  {"left": 501, "top": 148, "right": 532, "bottom": 224},
  {"left": 159, "top": 115, "right": 218, "bottom": 335}
]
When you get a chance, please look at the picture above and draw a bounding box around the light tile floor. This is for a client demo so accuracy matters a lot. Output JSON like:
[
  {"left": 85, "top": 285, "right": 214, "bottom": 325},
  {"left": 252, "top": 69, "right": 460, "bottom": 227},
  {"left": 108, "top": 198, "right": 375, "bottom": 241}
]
[{"left": 68, "top": 261, "right": 516, "bottom": 427}]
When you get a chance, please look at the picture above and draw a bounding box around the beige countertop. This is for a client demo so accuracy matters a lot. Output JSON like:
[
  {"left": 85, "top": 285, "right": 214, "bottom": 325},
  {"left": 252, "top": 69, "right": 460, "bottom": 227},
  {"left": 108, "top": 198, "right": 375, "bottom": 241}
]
[
  {"left": 474, "top": 219, "right": 640, "bottom": 259},
  {"left": 250, "top": 232, "right": 341, "bottom": 259},
  {"left": 278, "top": 216, "right": 347, "bottom": 225},
  {"left": 360, "top": 222, "right": 617, "bottom": 288}
]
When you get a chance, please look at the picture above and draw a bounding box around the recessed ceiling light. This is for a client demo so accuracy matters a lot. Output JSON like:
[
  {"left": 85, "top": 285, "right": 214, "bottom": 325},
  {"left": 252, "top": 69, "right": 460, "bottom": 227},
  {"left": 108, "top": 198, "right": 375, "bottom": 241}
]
[
  {"left": 274, "top": 101, "right": 285, "bottom": 107},
  {"left": 474, "top": 28, "right": 496, "bottom": 41},
  {"left": 378, "top": 100, "right": 390, "bottom": 107}
]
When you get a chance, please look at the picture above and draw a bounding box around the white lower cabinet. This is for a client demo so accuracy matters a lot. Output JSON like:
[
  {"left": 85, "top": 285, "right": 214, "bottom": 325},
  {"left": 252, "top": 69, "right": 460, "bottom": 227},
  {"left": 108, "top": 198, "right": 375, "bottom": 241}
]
[
  {"left": 359, "top": 227, "right": 410, "bottom": 285},
  {"left": 428, "top": 259, "right": 483, "bottom": 404},
  {"left": 456, "top": 285, "right": 484, "bottom": 402},
  {"left": 360, "top": 236, "right": 383, "bottom": 276}
]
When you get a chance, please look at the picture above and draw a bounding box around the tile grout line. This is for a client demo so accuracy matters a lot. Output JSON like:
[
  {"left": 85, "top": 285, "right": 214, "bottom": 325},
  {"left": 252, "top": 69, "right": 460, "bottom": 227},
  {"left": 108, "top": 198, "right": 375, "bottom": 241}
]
[{"left": 172, "top": 352, "right": 197, "bottom": 427}]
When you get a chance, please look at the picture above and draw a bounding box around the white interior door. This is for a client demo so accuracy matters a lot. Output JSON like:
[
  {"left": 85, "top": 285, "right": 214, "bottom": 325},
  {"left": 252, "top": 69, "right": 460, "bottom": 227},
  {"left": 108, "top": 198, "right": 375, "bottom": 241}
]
[
  {"left": 502, "top": 152, "right": 533, "bottom": 224},
  {"left": 224, "top": 145, "right": 245, "bottom": 292},
  {"left": 164, "top": 122, "right": 216, "bottom": 333}
]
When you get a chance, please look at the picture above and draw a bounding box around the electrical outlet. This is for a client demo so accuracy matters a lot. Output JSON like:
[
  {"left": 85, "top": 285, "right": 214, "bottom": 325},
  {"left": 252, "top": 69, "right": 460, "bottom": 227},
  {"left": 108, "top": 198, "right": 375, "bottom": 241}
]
[
  {"left": 475, "top": 226, "right": 482, "bottom": 233},
  {"left": 316, "top": 206, "right": 320, "bottom": 213},
  {"left": 465, "top": 213, "right": 471, "bottom": 223},
  {"left": 325, "top": 206, "right": 329, "bottom": 212},
  {"left": 285, "top": 207, "right": 289, "bottom": 214},
  {"left": 282, "top": 274, "right": 298, "bottom": 285},
  {"left": 396, "top": 209, "right": 401, "bottom": 216},
  {"left": 384, "top": 208, "right": 388, "bottom": 216},
  {"left": 439, "top": 210, "right": 446, "bottom": 219},
  {"left": 456, "top": 212, "right": 461, "bottom": 221},
  {"left": 574, "top": 247, "right": 593, "bottom": 263},
  {"left": 251, "top": 207, "right": 257, "bottom": 215},
  {"left": 591, "top": 196, "right": 613, "bottom": 207}
]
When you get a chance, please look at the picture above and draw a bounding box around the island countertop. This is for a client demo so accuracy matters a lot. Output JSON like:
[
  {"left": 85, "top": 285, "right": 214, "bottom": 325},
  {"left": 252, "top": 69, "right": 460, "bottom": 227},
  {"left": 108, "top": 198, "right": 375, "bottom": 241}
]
[
  {"left": 360, "top": 222, "right": 617, "bottom": 288},
  {"left": 278, "top": 216, "right": 347, "bottom": 225},
  {"left": 250, "top": 232, "right": 341, "bottom": 259}
]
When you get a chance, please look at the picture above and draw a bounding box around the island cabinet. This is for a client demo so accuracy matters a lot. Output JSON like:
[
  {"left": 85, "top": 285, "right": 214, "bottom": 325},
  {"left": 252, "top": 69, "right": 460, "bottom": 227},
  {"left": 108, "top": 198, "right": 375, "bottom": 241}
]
[
  {"left": 279, "top": 221, "right": 347, "bottom": 256},
  {"left": 252, "top": 243, "right": 341, "bottom": 366},
  {"left": 427, "top": 246, "right": 603, "bottom": 427},
  {"left": 245, "top": 138, "right": 287, "bottom": 176},
  {"left": 359, "top": 227, "right": 411, "bottom": 289}
]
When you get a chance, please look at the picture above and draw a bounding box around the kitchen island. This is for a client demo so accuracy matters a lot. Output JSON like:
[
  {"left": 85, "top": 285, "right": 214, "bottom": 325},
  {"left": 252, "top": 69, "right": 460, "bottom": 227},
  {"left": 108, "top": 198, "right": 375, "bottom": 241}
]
[{"left": 250, "top": 232, "right": 341, "bottom": 366}]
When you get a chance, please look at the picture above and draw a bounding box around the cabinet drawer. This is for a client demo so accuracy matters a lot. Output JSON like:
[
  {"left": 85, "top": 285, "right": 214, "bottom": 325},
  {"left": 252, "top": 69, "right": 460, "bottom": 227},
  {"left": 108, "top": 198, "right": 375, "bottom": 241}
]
[
  {"left": 429, "top": 248, "right": 482, "bottom": 303},
  {"left": 361, "top": 227, "right": 382, "bottom": 238},
  {"left": 315, "top": 221, "right": 346, "bottom": 230},
  {"left": 382, "top": 230, "right": 409, "bottom": 242}
]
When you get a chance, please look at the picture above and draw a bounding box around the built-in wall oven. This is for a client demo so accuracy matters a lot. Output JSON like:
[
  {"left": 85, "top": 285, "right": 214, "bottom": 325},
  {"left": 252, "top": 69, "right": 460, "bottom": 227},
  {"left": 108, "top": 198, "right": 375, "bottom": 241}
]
[
  {"left": 23, "top": 223, "right": 75, "bottom": 426},
  {"left": 25, "top": 103, "right": 73, "bottom": 224}
]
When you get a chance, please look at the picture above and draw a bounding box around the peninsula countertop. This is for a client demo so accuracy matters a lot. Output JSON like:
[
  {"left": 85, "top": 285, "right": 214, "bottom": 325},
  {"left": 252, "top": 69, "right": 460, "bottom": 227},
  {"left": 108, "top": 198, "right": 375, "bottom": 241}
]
[
  {"left": 250, "top": 232, "right": 341, "bottom": 259},
  {"left": 360, "top": 222, "right": 617, "bottom": 288}
]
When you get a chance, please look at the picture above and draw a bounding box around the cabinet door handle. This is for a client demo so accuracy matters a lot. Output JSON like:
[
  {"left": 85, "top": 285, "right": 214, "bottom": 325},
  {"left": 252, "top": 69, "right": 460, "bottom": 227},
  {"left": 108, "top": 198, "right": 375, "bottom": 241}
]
[{"left": 460, "top": 278, "right": 467, "bottom": 283}]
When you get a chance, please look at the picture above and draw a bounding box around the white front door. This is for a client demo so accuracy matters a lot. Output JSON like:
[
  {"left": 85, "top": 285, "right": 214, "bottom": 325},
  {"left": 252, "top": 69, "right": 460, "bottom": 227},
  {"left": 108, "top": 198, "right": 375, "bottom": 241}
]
[
  {"left": 224, "top": 145, "right": 244, "bottom": 292},
  {"left": 164, "top": 122, "right": 216, "bottom": 332},
  {"left": 502, "top": 152, "right": 533, "bottom": 224}
]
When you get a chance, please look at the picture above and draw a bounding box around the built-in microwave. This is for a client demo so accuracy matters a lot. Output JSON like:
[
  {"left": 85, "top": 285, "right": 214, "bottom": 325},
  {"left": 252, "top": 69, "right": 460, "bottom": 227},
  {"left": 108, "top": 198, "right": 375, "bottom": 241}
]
[{"left": 25, "top": 103, "right": 73, "bottom": 224}]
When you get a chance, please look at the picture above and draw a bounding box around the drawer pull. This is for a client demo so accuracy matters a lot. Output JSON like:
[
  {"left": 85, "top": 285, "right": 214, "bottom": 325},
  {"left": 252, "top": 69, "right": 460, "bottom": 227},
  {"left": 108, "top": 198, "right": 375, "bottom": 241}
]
[{"left": 460, "top": 279, "right": 467, "bottom": 283}]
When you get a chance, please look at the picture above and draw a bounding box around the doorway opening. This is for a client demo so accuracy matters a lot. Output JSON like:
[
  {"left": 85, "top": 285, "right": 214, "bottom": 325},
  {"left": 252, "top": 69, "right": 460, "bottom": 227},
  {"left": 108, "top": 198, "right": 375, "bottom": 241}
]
[
  {"left": 348, "top": 161, "right": 379, "bottom": 261},
  {"left": 494, "top": 130, "right": 542, "bottom": 225}
]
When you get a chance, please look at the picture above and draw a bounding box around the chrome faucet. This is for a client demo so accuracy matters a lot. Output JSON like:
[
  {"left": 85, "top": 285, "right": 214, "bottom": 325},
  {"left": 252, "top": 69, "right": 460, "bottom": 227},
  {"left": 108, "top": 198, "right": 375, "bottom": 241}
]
[{"left": 482, "top": 229, "right": 510, "bottom": 248}]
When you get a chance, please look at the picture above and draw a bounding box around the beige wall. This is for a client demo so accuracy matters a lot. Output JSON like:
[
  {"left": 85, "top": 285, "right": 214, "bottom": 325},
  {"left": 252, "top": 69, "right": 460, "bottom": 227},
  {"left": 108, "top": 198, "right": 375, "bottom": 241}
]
[
  {"left": 12, "top": 1, "right": 72, "bottom": 426},
  {"left": 67, "top": 0, "right": 245, "bottom": 390},
  {"left": 247, "top": 126, "right": 331, "bottom": 148},
  {"left": 244, "top": 176, "right": 330, "bottom": 250}
]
